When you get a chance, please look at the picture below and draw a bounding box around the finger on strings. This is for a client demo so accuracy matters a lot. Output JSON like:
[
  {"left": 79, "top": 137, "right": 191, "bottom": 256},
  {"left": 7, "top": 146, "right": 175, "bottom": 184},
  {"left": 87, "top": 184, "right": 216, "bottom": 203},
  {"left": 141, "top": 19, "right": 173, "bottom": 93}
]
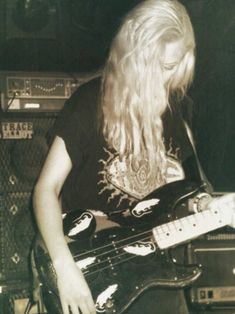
[
  {"left": 79, "top": 301, "right": 96, "bottom": 314},
  {"left": 86, "top": 298, "right": 96, "bottom": 314},
  {"left": 69, "top": 303, "right": 80, "bottom": 314},
  {"left": 61, "top": 301, "right": 70, "bottom": 314}
]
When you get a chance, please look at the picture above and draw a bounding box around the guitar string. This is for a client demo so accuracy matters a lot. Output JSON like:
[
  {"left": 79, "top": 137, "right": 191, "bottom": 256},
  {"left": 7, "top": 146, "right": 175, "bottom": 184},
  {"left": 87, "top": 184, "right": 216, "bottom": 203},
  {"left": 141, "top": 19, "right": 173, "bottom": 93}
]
[
  {"left": 71, "top": 207, "right": 214, "bottom": 261},
  {"left": 77, "top": 215, "right": 205, "bottom": 276},
  {"left": 76, "top": 233, "right": 153, "bottom": 272},
  {"left": 84, "top": 247, "right": 157, "bottom": 278},
  {"left": 83, "top": 210, "right": 222, "bottom": 277},
  {"left": 72, "top": 228, "right": 154, "bottom": 260},
  {"left": 74, "top": 231, "right": 160, "bottom": 278},
  {"left": 69, "top": 214, "right": 205, "bottom": 275},
  {"left": 44, "top": 232, "right": 155, "bottom": 279},
  {"left": 46, "top": 241, "right": 153, "bottom": 282},
  {"left": 71, "top": 216, "right": 183, "bottom": 260},
  {"left": 44, "top": 216, "right": 206, "bottom": 281},
  {"left": 71, "top": 231, "right": 163, "bottom": 275},
  {"left": 44, "top": 211, "right": 218, "bottom": 281}
]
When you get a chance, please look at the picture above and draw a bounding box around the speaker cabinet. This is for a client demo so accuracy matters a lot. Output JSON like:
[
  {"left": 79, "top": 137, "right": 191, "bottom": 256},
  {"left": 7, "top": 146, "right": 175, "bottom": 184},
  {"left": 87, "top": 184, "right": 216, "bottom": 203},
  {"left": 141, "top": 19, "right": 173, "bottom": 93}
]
[
  {"left": 187, "top": 231, "right": 235, "bottom": 311},
  {"left": 0, "top": 113, "right": 57, "bottom": 283},
  {"left": 6, "top": 0, "right": 57, "bottom": 40},
  {"left": 0, "top": 114, "right": 57, "bottom": 192}
]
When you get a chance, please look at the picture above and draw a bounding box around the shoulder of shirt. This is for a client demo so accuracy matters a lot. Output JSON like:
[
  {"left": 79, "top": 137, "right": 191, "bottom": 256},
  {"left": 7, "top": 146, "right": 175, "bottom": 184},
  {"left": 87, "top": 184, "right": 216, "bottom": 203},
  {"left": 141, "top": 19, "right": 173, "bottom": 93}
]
[
  {"left": 66, "top": 76, "right": 101, "bottom": 110},
  {"left": 55, "top": 76, "right": 101, "bottom": 136},
  {"left": 59, "top": 76, "right": 101, "bottom": 122}
]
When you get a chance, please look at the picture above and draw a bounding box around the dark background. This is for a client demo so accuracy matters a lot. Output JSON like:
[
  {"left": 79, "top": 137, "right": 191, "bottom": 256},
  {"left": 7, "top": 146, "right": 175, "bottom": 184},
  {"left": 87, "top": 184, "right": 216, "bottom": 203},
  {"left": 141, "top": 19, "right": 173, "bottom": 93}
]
[
  {"left": 0, "top": 1, "right": 234, "bottom": 311},
  {"left": 0, "top": 0, "right": 234, "bottom": 191}
]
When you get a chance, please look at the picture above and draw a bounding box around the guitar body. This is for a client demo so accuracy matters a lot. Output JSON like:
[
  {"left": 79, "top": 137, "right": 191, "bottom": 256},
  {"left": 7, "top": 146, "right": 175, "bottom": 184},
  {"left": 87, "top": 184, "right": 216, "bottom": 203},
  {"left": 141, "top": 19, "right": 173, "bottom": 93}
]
[{"left": 34, "top": 180, "right": 203, "bottom": 314}]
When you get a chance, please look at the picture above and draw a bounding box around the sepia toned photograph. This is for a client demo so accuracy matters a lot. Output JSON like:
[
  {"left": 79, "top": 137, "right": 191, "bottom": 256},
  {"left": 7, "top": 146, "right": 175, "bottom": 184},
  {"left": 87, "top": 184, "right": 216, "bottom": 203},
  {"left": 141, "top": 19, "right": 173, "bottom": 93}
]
[{"left": 0, "top": 1, "right": 234, "bottom": 313}]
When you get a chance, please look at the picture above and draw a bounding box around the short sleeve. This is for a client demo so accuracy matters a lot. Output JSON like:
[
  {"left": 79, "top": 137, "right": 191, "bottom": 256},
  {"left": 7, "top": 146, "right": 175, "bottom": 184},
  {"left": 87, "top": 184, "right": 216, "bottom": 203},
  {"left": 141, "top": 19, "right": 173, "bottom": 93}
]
[{"left": 48, "top": 78, "right": 101, "bottom": 165}]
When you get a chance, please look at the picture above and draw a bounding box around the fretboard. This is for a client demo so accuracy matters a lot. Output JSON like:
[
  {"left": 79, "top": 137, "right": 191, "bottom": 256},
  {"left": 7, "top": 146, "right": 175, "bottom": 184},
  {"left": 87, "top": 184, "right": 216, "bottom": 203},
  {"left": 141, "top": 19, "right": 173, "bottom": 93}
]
[{"left": 152, "top": 207, "right": 231, "bottom": 249}]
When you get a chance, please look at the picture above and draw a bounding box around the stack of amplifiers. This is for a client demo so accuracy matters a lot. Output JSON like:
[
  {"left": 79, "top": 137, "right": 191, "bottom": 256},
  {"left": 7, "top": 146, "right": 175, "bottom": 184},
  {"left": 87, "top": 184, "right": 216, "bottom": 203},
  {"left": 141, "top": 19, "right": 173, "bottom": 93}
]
[
  {"left": 0, "top": 70, "right": 100, "bottom": 313},
  {"left": 187, "top": 227, "right": 235, "bottom": 311}
]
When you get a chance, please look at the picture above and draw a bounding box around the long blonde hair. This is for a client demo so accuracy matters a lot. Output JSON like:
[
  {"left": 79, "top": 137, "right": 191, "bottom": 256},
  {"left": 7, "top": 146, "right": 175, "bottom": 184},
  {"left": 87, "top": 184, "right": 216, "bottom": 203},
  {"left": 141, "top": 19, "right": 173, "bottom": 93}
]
[{"left": 101, "top": 0, "right": 195, "bottom": 184}]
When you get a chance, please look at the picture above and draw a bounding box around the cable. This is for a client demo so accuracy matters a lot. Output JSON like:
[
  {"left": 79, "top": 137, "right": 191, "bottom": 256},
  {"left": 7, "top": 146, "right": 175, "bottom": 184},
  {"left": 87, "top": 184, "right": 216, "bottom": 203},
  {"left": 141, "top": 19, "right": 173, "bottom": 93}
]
[{"left": 5, "top": 92, "right": 16, "bottom": 111}]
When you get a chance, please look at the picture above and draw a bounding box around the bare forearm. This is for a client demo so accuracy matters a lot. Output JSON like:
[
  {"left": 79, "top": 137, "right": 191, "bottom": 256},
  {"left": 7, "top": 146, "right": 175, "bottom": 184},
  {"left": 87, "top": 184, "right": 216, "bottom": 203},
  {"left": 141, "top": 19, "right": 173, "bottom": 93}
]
[
  {"left": 33, "top": 185, "right": 73, "bottom": 266},
  {"left": 32, "top": 137, "right": 96, "bottom": 313}
]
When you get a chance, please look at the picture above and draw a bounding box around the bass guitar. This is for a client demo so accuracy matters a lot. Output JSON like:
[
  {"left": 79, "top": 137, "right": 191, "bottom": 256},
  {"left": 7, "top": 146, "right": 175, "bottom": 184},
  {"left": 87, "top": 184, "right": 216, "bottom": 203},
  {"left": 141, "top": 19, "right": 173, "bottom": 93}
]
[{"left": 33, "top": 179, "right": 234, "bottom": 314}]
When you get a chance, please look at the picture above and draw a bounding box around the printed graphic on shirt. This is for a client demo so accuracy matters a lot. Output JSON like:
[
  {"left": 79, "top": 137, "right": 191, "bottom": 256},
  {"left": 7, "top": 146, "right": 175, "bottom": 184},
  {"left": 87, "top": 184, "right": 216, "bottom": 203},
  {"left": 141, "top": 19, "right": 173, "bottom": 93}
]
[{"left": 98, "top": 144, "right": 184, "bottom": 207}]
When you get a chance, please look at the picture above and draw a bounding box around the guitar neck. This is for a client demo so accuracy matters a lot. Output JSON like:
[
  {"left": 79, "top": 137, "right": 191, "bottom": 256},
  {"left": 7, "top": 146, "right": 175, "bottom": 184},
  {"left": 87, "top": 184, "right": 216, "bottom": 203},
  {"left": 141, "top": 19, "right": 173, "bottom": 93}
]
[{"left": 153, "top": 207, "right": 231, "bottom": 249}]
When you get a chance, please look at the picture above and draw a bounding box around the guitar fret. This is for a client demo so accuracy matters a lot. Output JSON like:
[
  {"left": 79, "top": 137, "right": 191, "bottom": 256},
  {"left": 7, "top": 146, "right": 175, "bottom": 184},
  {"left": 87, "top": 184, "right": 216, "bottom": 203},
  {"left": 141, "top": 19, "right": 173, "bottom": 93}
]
[{"left": 153, "top": 207, "right": 231, "bottom": 249}]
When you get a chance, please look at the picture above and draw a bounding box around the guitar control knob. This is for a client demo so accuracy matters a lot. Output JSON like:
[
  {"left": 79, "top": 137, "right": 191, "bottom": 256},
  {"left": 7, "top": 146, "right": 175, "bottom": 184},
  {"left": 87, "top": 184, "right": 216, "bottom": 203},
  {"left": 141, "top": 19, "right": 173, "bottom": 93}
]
[{"left": 106, "top": 298, "right": 114, "bottom": 309}]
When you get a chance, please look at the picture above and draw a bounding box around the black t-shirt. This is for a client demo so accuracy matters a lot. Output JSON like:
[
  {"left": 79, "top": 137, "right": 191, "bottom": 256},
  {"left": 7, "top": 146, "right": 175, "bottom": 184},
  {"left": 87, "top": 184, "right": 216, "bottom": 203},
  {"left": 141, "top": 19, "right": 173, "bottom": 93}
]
[{"left": 51, "top": 78, "right": 197, "bottom": 213}]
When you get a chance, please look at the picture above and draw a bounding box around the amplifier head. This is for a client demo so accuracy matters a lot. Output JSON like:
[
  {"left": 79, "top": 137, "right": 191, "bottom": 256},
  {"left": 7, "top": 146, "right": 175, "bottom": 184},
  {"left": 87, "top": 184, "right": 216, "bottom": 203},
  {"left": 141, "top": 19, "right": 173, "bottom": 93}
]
[{"left": 0, "top": 70, "right": 100, "bottom": 112}]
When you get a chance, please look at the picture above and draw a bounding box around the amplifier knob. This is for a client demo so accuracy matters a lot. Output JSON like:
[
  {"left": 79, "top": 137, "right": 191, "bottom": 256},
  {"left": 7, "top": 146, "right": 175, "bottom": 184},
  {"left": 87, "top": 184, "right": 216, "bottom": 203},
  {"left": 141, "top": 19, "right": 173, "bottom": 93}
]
[{"left": 106, "top": 298, "right": 114, "bottom": 308}]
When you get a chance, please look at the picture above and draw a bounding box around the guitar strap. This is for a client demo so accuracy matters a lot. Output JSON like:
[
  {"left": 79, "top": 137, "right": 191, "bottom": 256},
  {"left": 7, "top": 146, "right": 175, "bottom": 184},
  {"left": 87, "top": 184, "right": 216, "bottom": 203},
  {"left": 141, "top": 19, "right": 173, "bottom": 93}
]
[{"left": 183, "top": 119, "right": 214, "bottom": 194}]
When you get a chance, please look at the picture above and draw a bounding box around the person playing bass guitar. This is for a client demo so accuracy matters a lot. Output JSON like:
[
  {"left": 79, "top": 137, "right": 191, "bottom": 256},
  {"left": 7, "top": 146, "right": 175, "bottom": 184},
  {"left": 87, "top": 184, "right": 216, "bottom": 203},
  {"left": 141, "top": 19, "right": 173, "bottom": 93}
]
[{"left": 33, "top": 1, "right": 235, "bottom": 314}]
